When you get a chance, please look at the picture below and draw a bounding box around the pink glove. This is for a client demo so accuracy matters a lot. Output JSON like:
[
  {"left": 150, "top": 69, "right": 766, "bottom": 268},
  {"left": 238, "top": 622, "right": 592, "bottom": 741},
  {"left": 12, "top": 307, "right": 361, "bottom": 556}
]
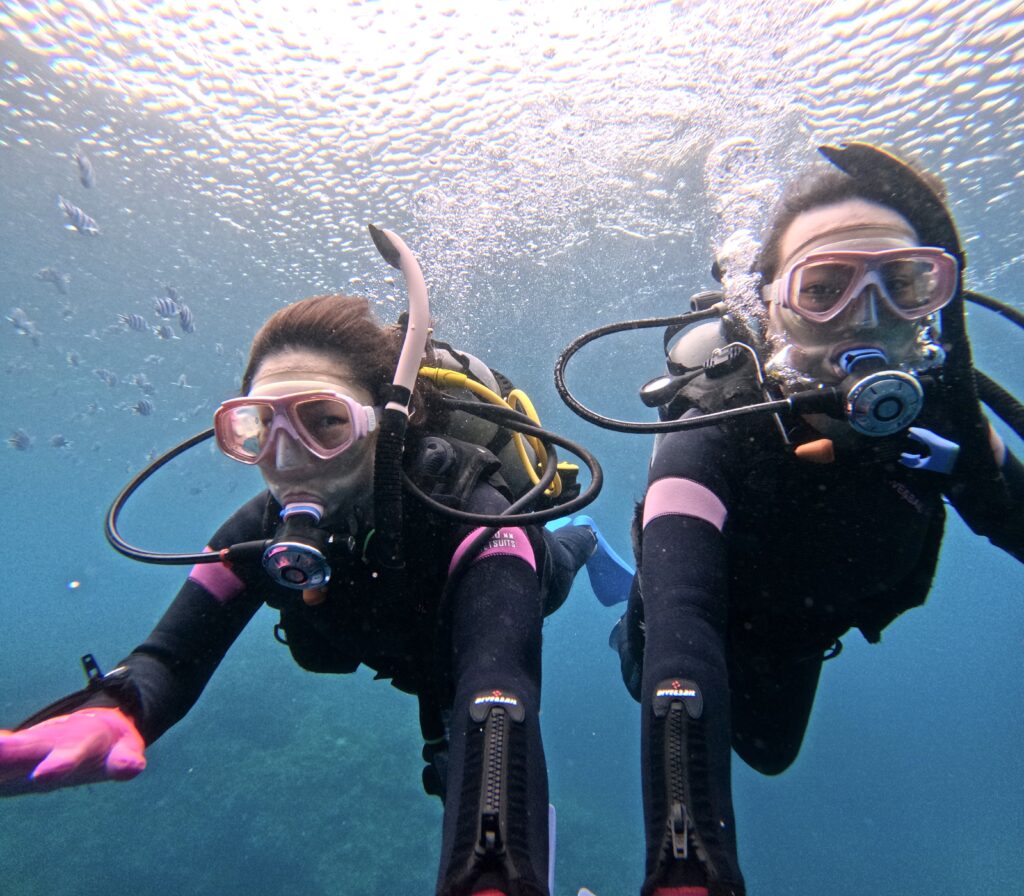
[{"left": 0, "top": 707, "right": 146, "bottom": 796}]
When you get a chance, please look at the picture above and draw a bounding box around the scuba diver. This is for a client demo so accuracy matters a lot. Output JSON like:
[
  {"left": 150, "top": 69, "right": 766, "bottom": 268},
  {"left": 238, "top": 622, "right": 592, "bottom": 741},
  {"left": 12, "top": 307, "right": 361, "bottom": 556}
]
[
  {"left": 0, "top": 227, "right": 629, "bottom": 896},
  {"left": 554, "top": 143, "right": 1024, "bottom": 895}
]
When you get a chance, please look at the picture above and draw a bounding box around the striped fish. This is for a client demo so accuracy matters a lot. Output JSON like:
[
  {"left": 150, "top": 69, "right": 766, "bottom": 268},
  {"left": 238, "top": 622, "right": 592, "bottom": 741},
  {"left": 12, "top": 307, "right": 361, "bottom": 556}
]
[
  {"left": 119, "top": 313, "right": 149, "bottom": 332},
  {"left": 178, "top": 303, "right": 196, "bottom": 334},
  {"left": 153, "top": 296, "right": 179, "bottom": 318},
  {"left": 58, "top": 195, "right": 99, "bottom": 235}
]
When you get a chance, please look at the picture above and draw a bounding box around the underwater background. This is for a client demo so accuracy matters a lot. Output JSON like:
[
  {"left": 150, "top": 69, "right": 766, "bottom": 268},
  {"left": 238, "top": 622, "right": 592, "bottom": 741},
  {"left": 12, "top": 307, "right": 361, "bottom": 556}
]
[{"left": 1, "top": 1, "right": 1021, "bottom": 893}]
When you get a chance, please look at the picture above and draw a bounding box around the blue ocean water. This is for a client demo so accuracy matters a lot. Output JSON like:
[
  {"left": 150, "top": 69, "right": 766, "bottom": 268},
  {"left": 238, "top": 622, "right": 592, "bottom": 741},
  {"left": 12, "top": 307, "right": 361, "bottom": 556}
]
[{"left": 1, "top": 3, "right": 1022, "bottom": 894}]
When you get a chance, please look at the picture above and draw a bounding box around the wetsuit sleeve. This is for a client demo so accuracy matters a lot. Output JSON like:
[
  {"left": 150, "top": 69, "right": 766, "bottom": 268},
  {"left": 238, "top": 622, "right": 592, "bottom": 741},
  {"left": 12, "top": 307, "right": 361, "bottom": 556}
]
[
  {"left": 436, "top": 482, "right": 550, "bottom": 896},
  {"left": 946, "top": 447, "right": 1024, "bottom": 562},
  {"left": 637, "top": 423, "right": 747, "bottom": 893},
  {"left": 91, "top": 494, "right": 270, "bottom": 744}
]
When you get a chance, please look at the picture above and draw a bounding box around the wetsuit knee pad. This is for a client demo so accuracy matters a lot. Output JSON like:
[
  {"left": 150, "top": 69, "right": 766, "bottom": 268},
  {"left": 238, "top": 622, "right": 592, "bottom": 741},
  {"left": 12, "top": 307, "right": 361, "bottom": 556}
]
[
  {"left": 439, "top": 690, "right": 547, "bottom": 896},
  {"left": 643, "top": 679, "right": 745, "bottom": 896}
]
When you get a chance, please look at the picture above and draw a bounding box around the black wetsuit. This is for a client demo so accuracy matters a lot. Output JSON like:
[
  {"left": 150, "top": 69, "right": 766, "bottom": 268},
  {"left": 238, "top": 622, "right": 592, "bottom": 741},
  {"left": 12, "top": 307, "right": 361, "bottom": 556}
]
[
  {"left": 620, "top": 408, "right": 1024, "bottom": 895},
  {"left": 83, "top": 467, "right": 593, "bottom": 896}
]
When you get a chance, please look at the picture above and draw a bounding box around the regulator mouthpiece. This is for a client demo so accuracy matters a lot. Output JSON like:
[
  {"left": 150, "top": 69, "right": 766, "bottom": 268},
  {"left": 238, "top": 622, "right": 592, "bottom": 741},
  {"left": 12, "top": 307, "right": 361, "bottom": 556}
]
[
  {"left": 837, "top": 348, "right": 924, "bottom": 436},
  {"left": 262, "top": 502, "right": 331, "bottom": 589}
]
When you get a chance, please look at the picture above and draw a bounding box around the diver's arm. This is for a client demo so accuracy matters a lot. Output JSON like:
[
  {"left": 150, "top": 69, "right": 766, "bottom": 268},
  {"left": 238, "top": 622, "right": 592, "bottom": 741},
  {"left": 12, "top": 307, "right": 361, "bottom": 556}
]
[
  {"left": 636, "top": 424, "right": 747, "bottom": 892},
  {"left": 435, "top": 483, "right": 551, "bottom": 896},
  {"left": 100, "top": 494, "right": 270, "bottom": 744},
  {"left": 946, "top": 437, "right": 1024, "bottom": 562},
  {"left": 0, "top": 494, "right": 269, "bottom": 794}
]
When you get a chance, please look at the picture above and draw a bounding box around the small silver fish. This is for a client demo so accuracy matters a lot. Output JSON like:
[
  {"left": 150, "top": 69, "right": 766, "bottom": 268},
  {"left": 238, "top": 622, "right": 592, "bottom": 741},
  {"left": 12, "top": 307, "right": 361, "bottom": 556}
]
[
  {"left": 35, "top": 266, "right": 70, "bottom": 294},
  {"left": 153, "top": 296, "right": 179, "bottom": 318},
  {"left": 7, "top": 429, "right": 32, "bottom": 451},
  {"left": 118, "top": 312, "right": 149, "bottom": 332},
  {"left": 57, "top": 195, "right": 99, "bottom": 235},
  {"left": 131, "top": 398, "right": 155, "bottom": 416},
  {"left": 178, "top": 304, "right": 195, "bottom": 334},
  {"left": 74, "top": 146, "right": 95, "bottom": 188}
]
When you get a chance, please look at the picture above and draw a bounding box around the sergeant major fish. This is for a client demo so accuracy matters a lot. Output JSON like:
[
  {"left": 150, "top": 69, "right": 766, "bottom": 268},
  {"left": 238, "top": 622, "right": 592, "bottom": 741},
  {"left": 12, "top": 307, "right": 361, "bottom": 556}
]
[
  {"left": 58, "top": 195, "right": 99, "bottom": 235},
  {"left": 153, "top": 296, "right": 179, "bottom": 319},
  {"left": 118, "top": 313, "right": 149, "bottom": 332},
  {"left": 178, "top": 303, "right": 196, "bottom": 334}
]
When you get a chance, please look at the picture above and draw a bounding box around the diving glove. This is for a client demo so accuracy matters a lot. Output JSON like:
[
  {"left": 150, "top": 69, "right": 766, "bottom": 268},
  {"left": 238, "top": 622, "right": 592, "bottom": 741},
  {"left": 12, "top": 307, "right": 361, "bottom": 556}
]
[{"left": 0, "top": 707, "right": 146, "bottom": 796}]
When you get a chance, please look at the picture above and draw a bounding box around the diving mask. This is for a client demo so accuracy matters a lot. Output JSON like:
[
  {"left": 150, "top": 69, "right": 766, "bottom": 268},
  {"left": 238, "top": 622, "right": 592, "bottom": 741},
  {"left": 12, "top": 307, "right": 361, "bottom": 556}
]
[
  {"left": 214, "top": 386, "right": 379, "bottom": 464},
  {"left": 770, "top": 245, "right": 958, "bottom": 323}
]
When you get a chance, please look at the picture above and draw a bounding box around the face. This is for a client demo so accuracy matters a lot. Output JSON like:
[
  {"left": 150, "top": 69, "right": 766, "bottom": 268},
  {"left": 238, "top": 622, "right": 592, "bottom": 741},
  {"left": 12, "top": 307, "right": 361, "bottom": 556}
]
[
  {"left": 248, "top": 348, "right": 378, "bottom": 521},
  {"left": 765, "top": 198, "right": 928, "bottom": 385}
]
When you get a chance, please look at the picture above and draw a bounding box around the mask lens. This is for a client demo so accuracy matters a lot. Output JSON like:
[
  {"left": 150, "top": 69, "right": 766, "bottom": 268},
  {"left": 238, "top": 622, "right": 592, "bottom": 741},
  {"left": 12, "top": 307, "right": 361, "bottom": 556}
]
[
  {"left": 791, "top": 261, "right": 857, "bottom": 317},
  {"left": 879, "top": 257, "right": 944, "bottom": 314},
  {"left": 294, "top": 397, "right": 354, "bottom": 452},
  {"left": 219, "top": 402, "right": 274, "bottom": 461}
]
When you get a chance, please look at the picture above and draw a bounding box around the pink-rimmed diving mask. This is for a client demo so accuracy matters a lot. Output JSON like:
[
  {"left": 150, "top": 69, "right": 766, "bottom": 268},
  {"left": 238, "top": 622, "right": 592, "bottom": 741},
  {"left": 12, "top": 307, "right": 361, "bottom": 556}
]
[
  {"left": 214, "top": 390, "right": 379, "bottom": 464},
  {"left": 770, "top": 246, "right": 959, "bottom": 323}
]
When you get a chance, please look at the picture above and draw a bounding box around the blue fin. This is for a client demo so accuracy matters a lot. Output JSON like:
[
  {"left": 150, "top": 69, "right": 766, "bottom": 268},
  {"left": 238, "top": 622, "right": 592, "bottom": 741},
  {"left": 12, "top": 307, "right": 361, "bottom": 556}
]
[{"left": 571, "top": 514, "right": 634, "bottom": 606}]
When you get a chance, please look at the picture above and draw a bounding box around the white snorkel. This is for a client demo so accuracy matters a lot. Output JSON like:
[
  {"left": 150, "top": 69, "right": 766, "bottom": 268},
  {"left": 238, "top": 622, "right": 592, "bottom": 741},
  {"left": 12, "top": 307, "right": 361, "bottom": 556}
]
[
  {"left": 368, "top": 224, "right": 431, "bottom": 412},
  {"left": 367, "top": 224, "right": 432, "bottom": 570}
]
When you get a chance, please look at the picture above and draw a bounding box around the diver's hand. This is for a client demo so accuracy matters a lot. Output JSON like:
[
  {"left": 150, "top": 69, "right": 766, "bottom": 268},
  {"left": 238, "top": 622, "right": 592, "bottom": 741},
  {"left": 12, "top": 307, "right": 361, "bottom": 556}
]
[{"left": 0, "top": 707, "right": 146, "bottom": 796}]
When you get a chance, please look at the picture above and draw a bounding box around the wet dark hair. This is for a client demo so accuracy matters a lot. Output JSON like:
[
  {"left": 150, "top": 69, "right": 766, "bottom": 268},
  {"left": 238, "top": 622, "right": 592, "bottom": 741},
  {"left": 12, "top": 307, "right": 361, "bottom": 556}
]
[
  {"left": 754, "top": 161, "right": 948, "bottom": 283},
  {"left": 241, "top": 294, "right": 444, "bottom": 432}
]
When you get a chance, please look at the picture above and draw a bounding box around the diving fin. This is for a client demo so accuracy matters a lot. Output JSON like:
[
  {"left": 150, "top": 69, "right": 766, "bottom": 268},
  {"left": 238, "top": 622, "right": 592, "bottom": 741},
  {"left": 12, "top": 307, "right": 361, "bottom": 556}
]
[{"left": 571, "top": 514, "right": 634, "bottom": 606}]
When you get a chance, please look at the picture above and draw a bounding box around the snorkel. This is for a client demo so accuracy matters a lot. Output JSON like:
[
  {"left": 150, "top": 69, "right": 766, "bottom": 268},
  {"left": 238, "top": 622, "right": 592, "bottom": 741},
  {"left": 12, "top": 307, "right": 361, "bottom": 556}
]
[{"left": 366, "top": 223, "right": 432, "bottom": 571}]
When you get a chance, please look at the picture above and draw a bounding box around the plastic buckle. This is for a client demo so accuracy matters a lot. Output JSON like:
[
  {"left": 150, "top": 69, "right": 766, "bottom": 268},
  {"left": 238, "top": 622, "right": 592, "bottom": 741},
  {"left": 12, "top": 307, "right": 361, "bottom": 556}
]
[{"left": 899, "top": 427, "right": 959, "bottom": 474}]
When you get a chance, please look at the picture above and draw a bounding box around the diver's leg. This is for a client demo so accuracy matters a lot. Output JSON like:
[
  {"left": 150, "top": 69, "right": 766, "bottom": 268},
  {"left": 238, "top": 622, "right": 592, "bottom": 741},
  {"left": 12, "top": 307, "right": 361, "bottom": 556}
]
[
  {"left": 729, "top": 647, "right": 823, "bottom": 776},
  {"left": 436, "top": 553, "right": 549, "bottom": 896},
  {"left": 539, "top": 524, "right": 596, "bottom": 616},
  {"left": 639, "top": 515, "right": 745, "bottom": 896},
  {"left": 545, "top": 516, "right": 635, "bottom": 608}
]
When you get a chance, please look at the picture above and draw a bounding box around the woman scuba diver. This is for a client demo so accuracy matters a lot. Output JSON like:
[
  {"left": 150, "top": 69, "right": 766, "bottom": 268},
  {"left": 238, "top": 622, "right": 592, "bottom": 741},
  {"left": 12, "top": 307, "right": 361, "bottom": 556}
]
[
  {"left": 0, "top": 228, "right": 626, "bottom": 896},
  {"left": 555, "top": 143, "right": 1024, "bottom": 895}
]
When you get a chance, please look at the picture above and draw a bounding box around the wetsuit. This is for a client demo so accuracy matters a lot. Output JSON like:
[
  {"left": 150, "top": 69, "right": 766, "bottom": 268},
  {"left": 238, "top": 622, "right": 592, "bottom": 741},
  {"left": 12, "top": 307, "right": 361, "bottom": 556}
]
[
  {"left": 80, "top": 463, "right": 593, "bottom": 896},
  {"left": 618, "top": 407, "right": 1024, "bottom": 896}
]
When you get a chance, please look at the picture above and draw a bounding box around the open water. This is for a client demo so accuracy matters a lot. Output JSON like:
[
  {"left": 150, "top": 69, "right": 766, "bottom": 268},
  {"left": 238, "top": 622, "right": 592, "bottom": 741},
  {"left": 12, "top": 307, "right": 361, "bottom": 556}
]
[{"left": 1, "top": 2, "right": 1021, "bottom": 894}]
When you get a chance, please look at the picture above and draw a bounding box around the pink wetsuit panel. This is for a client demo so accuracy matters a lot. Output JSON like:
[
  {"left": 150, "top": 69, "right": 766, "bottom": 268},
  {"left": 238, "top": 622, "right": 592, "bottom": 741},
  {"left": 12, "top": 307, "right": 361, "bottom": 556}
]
[
  {"left": 448, "top": 527, "right": 537, "bottom": 576},
  {"left": 187, "top": 547, "right": 246, "bottom": 603},
  {"left": 643, "top": 477, "right": 728, "bottom": 533}
]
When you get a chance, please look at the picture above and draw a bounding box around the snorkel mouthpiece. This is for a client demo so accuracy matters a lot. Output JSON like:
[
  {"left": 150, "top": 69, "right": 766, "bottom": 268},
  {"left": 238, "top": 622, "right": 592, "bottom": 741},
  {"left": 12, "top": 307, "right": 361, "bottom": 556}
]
[
  {"left": 262, "top": 501, "right": 331, "bottom": 590},
  {"left": 837, "top": 348, "right": 924, "bottom": 436}
]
